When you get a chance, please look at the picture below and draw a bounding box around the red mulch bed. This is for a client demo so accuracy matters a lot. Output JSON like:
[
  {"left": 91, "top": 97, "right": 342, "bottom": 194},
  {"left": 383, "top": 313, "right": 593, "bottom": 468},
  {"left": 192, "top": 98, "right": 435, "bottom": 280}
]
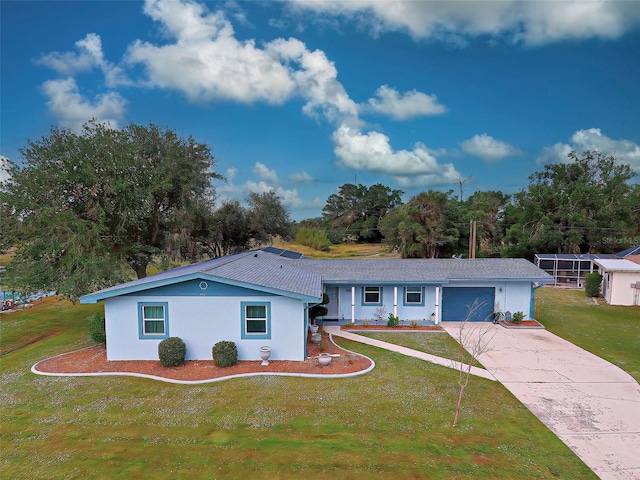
[
  {"left": 499, "top": 319, "right": 544, "bottom": 328},
  {"left": 34, "top": 332, "right": 372, "bottom": 382},
  {"left": 340, "top": 324, "right": 443, "bottom": 331}
]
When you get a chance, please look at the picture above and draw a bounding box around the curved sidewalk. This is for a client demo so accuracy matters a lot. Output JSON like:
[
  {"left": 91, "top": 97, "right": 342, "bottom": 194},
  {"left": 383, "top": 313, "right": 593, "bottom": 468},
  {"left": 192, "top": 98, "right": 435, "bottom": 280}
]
[
  {"left": 442, "top": 323, "right": 640, "bottom": 480},
  {"left": 325, "top": 326, "right": 495, "bottom": 381}
]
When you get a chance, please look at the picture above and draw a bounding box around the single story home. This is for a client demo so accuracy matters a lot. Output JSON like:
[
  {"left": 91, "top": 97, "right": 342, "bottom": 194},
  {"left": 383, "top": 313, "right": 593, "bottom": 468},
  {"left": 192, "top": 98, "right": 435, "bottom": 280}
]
[
  {"left": 593, "top": 259, "right": 640, "bottom": 306},
  {"left": 535, "top": 246, "right": 640, "bottom": 287},
  {"left": 534, "top": 253, "right": 618, "bottom": 287},
  {"left": 80, "top": 249, "right": 553, "bottom": 362}
]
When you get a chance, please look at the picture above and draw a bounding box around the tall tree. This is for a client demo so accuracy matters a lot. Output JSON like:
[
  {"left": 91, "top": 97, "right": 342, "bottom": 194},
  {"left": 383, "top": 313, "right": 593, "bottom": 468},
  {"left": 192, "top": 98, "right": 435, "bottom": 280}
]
[
  {"left": 504, "top": 150, "right": 640, "bottom": 257},
  {"left": 1, "top": 120, "right": 221, "bottom": 300},
  {"left": 380, "top": 190, "right": 463, "bottom": 258},
  {"left": 322, "top": 183, "right": 403, "bottom": 242},
  {"left": 465, "top": 190, "right": 511, "bottom": 256},
  {"left": 248, "top": 191, "right": 293, "bottom": 244},
  {"left": 206, "top": 200, "right": 253, "bottom": 258}
]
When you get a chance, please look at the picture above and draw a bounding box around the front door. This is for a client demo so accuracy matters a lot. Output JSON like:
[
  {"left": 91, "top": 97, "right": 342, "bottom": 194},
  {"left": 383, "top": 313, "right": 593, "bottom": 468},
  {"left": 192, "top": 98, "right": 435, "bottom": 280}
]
[{"left": 325, "top": 285, "right": 340, "bottom": 319}]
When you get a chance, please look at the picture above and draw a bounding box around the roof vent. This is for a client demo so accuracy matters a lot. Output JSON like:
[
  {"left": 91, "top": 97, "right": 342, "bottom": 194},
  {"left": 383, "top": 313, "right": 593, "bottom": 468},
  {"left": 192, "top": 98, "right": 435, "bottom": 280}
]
[{"left": 254, "top": 253, "right": 258, "bottom": 257}]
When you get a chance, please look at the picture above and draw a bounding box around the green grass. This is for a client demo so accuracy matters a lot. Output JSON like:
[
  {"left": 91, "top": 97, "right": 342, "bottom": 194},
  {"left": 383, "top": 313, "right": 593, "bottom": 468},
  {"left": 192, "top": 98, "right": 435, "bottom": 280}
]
[
  {"left": 0, "top": 298, "right": 596, "bottom": 479},
  {"left": 535, "top": 287, "right": 640, "bottom": 382},
  {"left": 357, "top": 331, "right": 478, "bottom": 366}
]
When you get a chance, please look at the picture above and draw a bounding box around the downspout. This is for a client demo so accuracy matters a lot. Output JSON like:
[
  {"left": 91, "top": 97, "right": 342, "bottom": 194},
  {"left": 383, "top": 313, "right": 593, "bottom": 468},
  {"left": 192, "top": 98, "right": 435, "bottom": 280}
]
[{"left": 530, "top": 283, "right": 545, "bottom": 319}]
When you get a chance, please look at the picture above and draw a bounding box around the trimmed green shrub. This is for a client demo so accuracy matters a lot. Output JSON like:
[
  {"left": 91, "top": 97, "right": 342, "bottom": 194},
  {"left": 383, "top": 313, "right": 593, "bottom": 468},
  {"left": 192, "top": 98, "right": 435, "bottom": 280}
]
[
  {"left": 212, "top": 340, "right": 238, "bottom": 367},
  {"left": 512, "top": 311, "right": 524, "bottom": 324},
  {"left": 87, "top": 312, "right": 106, "bottom": 343},
  {"left": 387, "top": 313, "right": 400, "bottom": 328},
  {"left": 310, "top": 293, "right": 330, "bottom": 323},
  {"left": 158, "top": 337, "right": 186, "bottom": 367},
  {"left": 585, "top": 273, "right": 603, "bottom": 297}
]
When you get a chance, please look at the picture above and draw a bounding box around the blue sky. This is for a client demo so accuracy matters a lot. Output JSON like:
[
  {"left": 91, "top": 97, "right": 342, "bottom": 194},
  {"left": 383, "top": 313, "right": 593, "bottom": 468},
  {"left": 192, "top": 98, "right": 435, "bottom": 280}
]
[{"left": 2, "top": 0, "right": 640, "bottom": 220}]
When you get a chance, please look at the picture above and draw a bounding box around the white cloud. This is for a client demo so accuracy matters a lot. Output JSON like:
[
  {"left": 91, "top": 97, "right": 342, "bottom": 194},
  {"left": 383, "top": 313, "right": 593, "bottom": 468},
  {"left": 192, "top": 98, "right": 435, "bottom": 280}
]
[
  {"left": 333, "top": 123, "right": 460, "bottom": 187},
  {"left": 285, "top": 0, "right": 640, "bottom": 45},
  {"left": 538, "top": 128, "right": 640, "bottom": 171},
  {"left": 124, "top": 0, "right": 359, "bottom": 121},
  {"left": 38, "top": 33, "right": 129, "bottom": 87},
  {"left": 225, "top": 167, "right": 238, "bottom": 181},
  {"left": 245, "top": 181, "right": 306, "bottom": 209},
  {"left": 290, "top": 171, "right": 315, "bottom": 183},
  {"left": 41, "top": 78, "right": 127, "bottom": 131},
  {"left": 0, "top": 155, "right": 11, "bottom": 185},
  {"left": 362, "top": 85, "right": 446, "bottom": 120},
  {"left": 253, "top": 162, "right": 279, "bottom": 184},
  {"left": 461, "top": 133, "right": 523, "bottom": 162}
]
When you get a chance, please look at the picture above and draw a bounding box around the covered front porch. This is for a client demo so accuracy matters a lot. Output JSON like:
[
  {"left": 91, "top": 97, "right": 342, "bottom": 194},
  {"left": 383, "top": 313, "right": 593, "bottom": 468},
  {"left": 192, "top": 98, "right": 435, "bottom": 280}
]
[{"left": 317, "top": 284, "right": 444, "bottom": 326}]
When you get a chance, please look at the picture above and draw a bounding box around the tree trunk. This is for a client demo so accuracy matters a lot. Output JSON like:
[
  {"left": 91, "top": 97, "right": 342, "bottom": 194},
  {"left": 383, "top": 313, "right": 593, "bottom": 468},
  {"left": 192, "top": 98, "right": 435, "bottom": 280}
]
[
  {"left": 131, "top": 262, "right": 148, "bottom": 279},
  {"left": 452, "top": 383, "right": 466, "bottom": 427}
]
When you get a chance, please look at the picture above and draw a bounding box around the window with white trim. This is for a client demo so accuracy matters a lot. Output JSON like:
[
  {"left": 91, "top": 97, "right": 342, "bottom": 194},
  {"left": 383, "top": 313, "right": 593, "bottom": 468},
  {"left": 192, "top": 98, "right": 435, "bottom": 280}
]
[
  {"left": 241, "top": 302, "right": 271, "bottom": 339},
  {"left": 138, "top": 302, "right": 169, "bottom": 339},
  {"left": 405, "top": 286, "right": 423, "bottom": 305},
  {"left": 363, "top": 286, "right": 382, "bottom": 305}
]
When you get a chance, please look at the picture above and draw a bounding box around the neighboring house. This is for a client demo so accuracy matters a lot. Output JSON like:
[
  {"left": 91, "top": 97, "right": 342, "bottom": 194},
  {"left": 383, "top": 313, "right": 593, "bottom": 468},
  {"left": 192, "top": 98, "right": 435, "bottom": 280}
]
[
  {"left": 535, "top": 246, "right": 640, "bottom": 287},
  {"left": 80, "top": 249, "right": 552, "bottom": 362},
  {"left": 593, "top": 259, "right": 640, "bottom": 306},
  {"left": 617, "top": 245, "right": 640, "bottom": 266},
  {"left": 534, "top": 253, "right": 619, "bottom": 287}
]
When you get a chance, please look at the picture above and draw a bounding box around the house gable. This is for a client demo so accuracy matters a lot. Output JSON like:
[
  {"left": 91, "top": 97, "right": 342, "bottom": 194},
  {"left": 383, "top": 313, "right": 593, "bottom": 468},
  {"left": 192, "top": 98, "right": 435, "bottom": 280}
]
[{"left": 123, "top": 279, "right": 276, "bottom": 298}]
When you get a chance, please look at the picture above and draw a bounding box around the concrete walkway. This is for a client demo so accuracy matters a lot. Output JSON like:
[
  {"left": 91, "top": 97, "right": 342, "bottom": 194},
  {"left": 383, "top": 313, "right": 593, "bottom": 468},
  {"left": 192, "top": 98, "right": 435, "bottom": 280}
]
[
  {"left": 325, "top": 326, "right": 495, "bottom": 380},
  {"left": 441, "top": 323, "right": 640, "bottom": 480}
]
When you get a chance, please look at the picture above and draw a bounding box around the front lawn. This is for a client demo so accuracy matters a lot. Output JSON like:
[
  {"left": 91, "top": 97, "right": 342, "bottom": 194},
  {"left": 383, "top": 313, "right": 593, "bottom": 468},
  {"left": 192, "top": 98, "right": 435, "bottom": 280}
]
[
  {"left": 357, "top": 330, "right": 478, "bottom": 366},
  {"left": 535, "top": 287, "right": 640, "bottom": 382},
  {"left": 0, "top": 298, "right": 596, "bottom": 479}
]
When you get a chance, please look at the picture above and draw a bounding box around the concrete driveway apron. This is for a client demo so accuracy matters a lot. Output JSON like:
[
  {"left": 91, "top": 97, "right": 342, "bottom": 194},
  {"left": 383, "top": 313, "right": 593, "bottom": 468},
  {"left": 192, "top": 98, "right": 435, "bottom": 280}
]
[{"left": 442, "top": 323, "right": 640, "bottom": 480}]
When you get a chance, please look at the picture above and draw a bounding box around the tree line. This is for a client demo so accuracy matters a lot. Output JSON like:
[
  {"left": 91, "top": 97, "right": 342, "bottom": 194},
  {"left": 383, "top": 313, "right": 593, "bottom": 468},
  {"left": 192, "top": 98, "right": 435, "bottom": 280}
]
[
  {"left": 303, "top": 150, "right": 640, "bottom": 259},
  {"left": 0, "top": 121, "right": 292, "bottom": 300},
  {"left": 1, "top": 121, "right": 638, "bottom": 301}
]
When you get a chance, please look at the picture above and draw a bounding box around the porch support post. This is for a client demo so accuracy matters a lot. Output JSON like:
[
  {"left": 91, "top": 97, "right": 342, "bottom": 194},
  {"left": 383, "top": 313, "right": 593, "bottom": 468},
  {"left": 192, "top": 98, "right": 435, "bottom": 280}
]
[
  {"left": 435, "top": 286, "right": 441, "bottom": 324},
  {"left": 304, "top": 306, "right": 309, "bottom": 358},
  {"left": 393, "top": 287, "right": 398, "bottom": 317},
  {"left": 351, "top": 287, "right": 355, "bottom": 323}
]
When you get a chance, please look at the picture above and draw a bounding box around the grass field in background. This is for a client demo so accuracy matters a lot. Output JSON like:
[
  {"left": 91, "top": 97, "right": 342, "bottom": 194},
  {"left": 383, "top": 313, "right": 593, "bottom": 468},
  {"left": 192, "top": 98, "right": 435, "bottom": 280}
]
[{"left": 0, "top": 295, "right": 597, "bottom": 479}]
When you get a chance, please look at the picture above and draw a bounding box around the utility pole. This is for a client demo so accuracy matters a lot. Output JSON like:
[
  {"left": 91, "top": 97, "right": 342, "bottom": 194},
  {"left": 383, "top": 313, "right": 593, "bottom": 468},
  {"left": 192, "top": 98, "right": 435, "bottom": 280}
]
[{"left": 468, "top": 220, "right": 477, "bottom": 259}]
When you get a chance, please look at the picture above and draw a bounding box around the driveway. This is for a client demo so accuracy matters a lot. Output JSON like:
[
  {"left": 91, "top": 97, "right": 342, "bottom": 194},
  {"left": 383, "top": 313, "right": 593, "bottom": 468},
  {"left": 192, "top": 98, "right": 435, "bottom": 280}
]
[{"left": 442, "top": 323, "right": 640, "bottom": 480}]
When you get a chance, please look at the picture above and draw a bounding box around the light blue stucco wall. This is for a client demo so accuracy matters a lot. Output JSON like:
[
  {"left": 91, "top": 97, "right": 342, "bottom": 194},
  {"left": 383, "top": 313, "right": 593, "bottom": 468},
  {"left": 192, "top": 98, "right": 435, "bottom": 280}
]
[
  {"left": 325, "top": 281, "right": 535, "bottom": 323},
  {"left": 104, "top": 292, "right": 306, "bottom": 361},
  {"left": 330, "top": 284, "right": 438, "bottom": 322}
]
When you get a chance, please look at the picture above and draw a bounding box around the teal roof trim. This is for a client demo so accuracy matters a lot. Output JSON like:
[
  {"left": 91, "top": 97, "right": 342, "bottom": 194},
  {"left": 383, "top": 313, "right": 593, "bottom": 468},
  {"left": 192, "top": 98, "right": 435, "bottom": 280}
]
[{"left": 80, "top": 272, "right": 321, "bottom": 304}]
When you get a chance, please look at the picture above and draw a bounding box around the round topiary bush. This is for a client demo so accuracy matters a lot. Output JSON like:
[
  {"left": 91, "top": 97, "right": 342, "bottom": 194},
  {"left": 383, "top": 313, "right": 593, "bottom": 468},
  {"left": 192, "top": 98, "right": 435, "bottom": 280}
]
[
  {"left": 212, "top": 340, "right": 238, "bottom": 368},
  {"left": 158, "top": 337, "right": 186, "bottom": 367},
  {"left": 87, "top": 312, "right": 106, "bottom": 343}
]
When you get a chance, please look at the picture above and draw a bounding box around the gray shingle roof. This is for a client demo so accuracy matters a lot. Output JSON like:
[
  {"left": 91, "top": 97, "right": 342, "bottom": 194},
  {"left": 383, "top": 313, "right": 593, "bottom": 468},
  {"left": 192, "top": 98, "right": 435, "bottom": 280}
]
[
  {"left": 80, "top": 250, "right": 322, "bottom": 303},
  {"left": 80, "top": 250, "right": 551, "bottom": 303},
  {"left": 289, "top": 257, "right": 552, "bottom": 283}
]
